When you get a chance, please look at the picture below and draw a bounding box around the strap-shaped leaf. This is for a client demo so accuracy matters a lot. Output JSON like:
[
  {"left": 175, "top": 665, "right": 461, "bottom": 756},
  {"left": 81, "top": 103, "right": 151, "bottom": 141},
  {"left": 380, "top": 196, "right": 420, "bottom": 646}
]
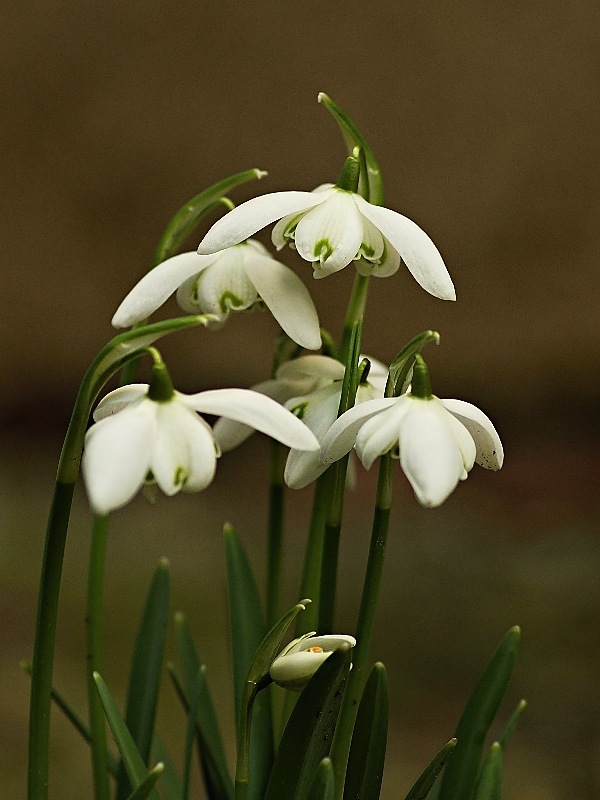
[
  {"left": 403, "top": 739, "right": 457, "bottom": 800},
  {"left": 151, "top": 737, "right": 183, "bottom": 800},
  {"left": 168, "top": 665, "right": 234, "bottom": 800},
  {"left": 497, "top": 699, "right": 527, "bottom": 749},
  {"left": 307, "top": 758, "right": 335, "bottom": 800},
  {"left": 264, "top": 645, "right": 351, "bottom": 800},
  {"left": 343, "top": 662, "right": 389, "bottom": 800},
  {"left": 473, "top": 744, "right": 502, "bottom": 800},
  {"left": 317, "top": 93, "right": 383, "bottom": 205},
  {"left": 93, "top": 672, "right": 159, "bottom": 800},
  {"left": 116, "top": 560, "right": 170, "bottom": 800},
  {"left": 153, "top": 168, "right": 266, "bottom": 266},
  {"left": 437, "top": 626, "right": 520, "bottom": 800},
  {"left": 125, "top": 763, "right": 165, "bottom": 800}
]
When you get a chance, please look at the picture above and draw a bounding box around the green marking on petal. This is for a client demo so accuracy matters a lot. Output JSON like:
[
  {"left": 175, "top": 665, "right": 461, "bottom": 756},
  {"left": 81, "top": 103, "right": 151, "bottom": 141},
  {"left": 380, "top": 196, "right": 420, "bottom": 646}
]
[
  {"left": 219, "top": 291, "right": 245, "bottom": 314},
  {"left": 361, "top": 243, "right": 375, "bottom": 259},
  {"left": 290, "top": 401, "right": 309, "bottom": 420},
  {"left": 174, "top": 466, "right": 188, "bottom": 488},
  {"left": 313, "top": 239, "right": 333, "bottom": 263}
]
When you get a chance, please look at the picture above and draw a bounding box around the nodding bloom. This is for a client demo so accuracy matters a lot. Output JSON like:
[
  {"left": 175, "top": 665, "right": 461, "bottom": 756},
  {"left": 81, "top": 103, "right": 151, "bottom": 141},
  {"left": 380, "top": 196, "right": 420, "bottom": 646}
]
[
  {"left": 320, "top": 388, "right": 503, "bottom": 508},
  {"left": 269, "top": 633, "right": 356, "bottom": 691},
  {"left": 111, "top": 241, "right": 321, "bottom": 351},
  {"left": 82, "top": 382, "right": 319, "bottom": 515},
  {"left": 197, "top": 185, "right": 455, "bottom": 300},
  {"left": 213, "top": 354, "right": 388, "bottom": 489}
]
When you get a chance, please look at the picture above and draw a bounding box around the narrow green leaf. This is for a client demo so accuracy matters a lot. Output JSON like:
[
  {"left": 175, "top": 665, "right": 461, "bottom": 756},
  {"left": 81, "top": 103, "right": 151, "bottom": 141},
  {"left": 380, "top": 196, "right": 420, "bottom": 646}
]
[
  {"left": 173, "top": 611, "right": 231, "bottom": 789},
  {"left": 307, "top": 758, "right": 335, "bottom": 800},
  {"left": 168, "top": 665, "right": 234, "bottom": 800},
  {"left": 264, "top": 645, "right": 351, "bottom": 800},
  {"left": 151, "top": 737, "right": 183, "bottom": 800},
  {"left": 182, "top": 667, "right": 206, "bottom": 800},
  {"left": 437, "top": 626, "right": 520, "bottom": 800},
  {"left": 403, "top": 739, "right": 457, "bottom": 800},
  {"left": 497, "top": 699, "right": 527, "bottom": 749},
  {"left": 153, "top": 168, "right": 266, "bottom": 266},
  {"left": 116, "top": 559, "right": 170, "bottom": 800},
  {"left": 124, "top": 763, "right": 164, "bottom": 800},
  {"left": 343, "top": 663, "right": 389, "bottom": 800},
  {"left": 317, "top": 93, "right": 383, "bottom": 205},
  {"left": 93, "top": 672, "right": 158, "bottom": 800},
  {"left": 386, "top": 331, "right": 440, "bottom": 398},
  {"left": 473, "top": 744, "right": 502, "bottom": 800}
]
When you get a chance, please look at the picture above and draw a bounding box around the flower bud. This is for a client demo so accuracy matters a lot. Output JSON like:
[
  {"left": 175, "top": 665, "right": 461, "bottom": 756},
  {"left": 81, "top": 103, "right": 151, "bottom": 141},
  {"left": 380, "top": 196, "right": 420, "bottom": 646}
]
[{"left": 269, "top": 633, "right": 356, "bottom": 691}]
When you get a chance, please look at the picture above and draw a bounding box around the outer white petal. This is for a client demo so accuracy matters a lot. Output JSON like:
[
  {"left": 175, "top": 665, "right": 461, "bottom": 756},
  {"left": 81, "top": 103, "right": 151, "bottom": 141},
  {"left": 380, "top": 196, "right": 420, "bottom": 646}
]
[
  {"left": 440, "top": 399, "right": 504, "bottom": 469},
  {"left": 213, "top": 380, "right": 294, "bottom": 452},
  {"left": 276, "top": 355, "right": 345, "bottom": 382},
  {"left": 182, "top": 389, "right": 319, "bottom": 451},
  {"left": 294, "top": 192, "right": 364, "bottom": 276},
  {"left": 112, "top": 252, "right": 217, "bottom": 328},
  {"left": 93, "top": 384, "right": 148, "bottom": 421},
  {"left": 354, "top": 404, "right": 405, "bottom": 469},
  {"left": 354, "top": 196, "right": 456, "bottom": 301},
  {"left": 320, "top": 398, "right": 398, "bottom": 466},
  {"left": 437, "top": 401, "right": 476, "bottom": 474},
  {"left": 197, "top": 192, "right": 326, "bottom": 254},
  {"left": 82, "top": 400, "right": 157, "bottom": 514},
  {"left": 242, "top": 252, "right": 321, "bottom": 350},
  {"left": 398, "top": 404, "right": 465, "bottom": 507}
]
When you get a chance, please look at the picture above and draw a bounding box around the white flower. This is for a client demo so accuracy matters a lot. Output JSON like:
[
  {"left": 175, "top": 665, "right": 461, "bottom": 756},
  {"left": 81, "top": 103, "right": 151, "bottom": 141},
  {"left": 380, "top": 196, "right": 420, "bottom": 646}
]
[
  {"left": 82, "top": 384, "right": 320, "bottom": 515},
  {"left": 197, "top": 185, "right": 455, "bottom": 300},
  {"left": 111, "top": 240, "right": 321, "bottom": 351},
  {"left": 320, "top": 393, "right": 503, "bottom": 508},
  {"left": 269, "top": 633, "right": 356, "bottom": 691},
  {"left": 213, "top": 354, "right": 388, "bottom": 489}
]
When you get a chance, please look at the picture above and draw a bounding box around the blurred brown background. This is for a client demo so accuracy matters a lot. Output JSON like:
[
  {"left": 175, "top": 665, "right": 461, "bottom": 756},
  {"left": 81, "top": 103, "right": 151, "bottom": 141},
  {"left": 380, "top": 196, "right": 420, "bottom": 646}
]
[{"left": 1, "top": 1, "right": 599, "bottom": 798}]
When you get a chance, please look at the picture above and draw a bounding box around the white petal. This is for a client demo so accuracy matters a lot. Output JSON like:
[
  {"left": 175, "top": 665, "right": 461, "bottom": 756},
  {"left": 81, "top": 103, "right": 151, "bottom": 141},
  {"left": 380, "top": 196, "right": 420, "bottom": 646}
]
[
  {"left": 93, "top": 384, "right": 148, "bottom": 421},
  {"left": 355, "top": 404, "right": 404, "bottom": 469},
  {"left": 180, "top": 247, "right": 257, "bottom": 317},
  {"left": 438, "top": 403, "right": 477, "bottom": 473},
  {"left": 320, "top": 398, "right": 398, "bottom": 466},
  {"left": 354, "top": 196, "right": 455, "bottom": 301},
  {"left": 197, "top": 192, "right": 325, "bottom": 253},
  {"left": 212, "top": 380, "right": 293, "bottom": 452},
  {"left": 276, "top": 355, "right": 345, "bottom": 382},
  {"left": 182, "top": 389, "right": 319, "bottom": 451},
  {"left": 294, "top": 192, "right": 364, "bottom": 276},
  {"left": 242, "top": 251, "right": 321, "bottom": 350},
  {"left": 398, "top": 404, "right": 464, "bottom": 507},
  {"left": 82, "top": 400, "right": 157, "bottom": 514},
  {"left": 368, "top": 237, "right": 402, "bottom": 278},
  {"left": 112, "top": 252, "right": 217, "bottom": 328},
  {"left": 179, "top": 413, "right": 218, "bottom": 492},
  {"left": 284, "top": 390, "right": 341, "bottom": 489},
  {"left": 151, "top": 403, "right": 197, "bottom": 496},
  {"left": 358, "top": 214, "right": 385, "bottom": 263},
  {"left": 440, "top": 399, "right": 504, "bottom": 469}
]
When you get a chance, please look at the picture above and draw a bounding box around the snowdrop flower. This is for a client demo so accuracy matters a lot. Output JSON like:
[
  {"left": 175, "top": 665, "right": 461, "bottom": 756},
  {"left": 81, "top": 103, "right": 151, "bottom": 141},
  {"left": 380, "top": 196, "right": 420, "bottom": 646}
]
[
  {"left": 112, "top": 240, "right": 321, "bottom": 351},
  {"left": 197, "top": 178, "right": 455, "bottom": 299},
  {"left": 213, "top": 354, "right": 388, "bottom": 489},
  {"left": 82, "top": 371, "right": 320, "bottom": 515},
  {"left": 269, "top": 633, "right": 356, "bottom": 691},
  {"left": 321, "top": 357, "right": 503, "bottom": 508}
]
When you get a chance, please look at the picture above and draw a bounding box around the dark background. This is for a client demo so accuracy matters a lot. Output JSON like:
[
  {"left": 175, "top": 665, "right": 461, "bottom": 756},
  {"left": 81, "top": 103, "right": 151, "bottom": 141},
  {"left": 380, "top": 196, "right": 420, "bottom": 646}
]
[{"left": 1, "top": 2, "right": 599, "bottom": 798}]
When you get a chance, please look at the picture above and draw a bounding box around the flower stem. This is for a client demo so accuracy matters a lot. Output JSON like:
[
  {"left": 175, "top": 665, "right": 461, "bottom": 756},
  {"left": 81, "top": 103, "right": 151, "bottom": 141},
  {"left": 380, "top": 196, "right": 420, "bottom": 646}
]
[
  {"left": 340, "top": 273, "right": 369, "bottom": 362},
  {"left": 266, "top": 441, "right": 286, "bottom": 628},
  {"left": 330, "top": 453, "right": 394, "bottom": 796},
  {"left": 86, "top": 514, "right": 111, "bottom": 800}
]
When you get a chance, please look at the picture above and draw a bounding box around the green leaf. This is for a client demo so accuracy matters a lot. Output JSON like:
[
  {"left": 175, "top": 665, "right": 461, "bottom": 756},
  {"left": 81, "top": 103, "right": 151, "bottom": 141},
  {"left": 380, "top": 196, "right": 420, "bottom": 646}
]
[
  {"left": 173, "top": 611, "right": 231, "bottom": 793},
  {"left": 168, "top": 665, "right": 234, "bottom": 800},
  {"left": 182, "top": 667, "right": 207, "bottom": 800},
  {"left": 124, "top": 763, "right": 164, "bottom": 800},
  {"left": 473, "top": 744, "right": 502, "bottom": 800},
  {"left": 386, "top": 331, "right": 440, "bottom": 398},
  {"left": 93, "top": 672, "right": 159, "bottom": 800},
  {"left": 153, "top": 168, "right": 266, "bottom": 266},
  {"left": 151, "top": 737, "right": 183, "bottom": 800},
  {"left": 497, "top": 699, "right": 527, "bottom": 749},
  {"left": 116, "top": 559, "right": 170, "bottom": 800},
  {"left": 264, "top": 645, "right": 351, "bottom": 800},
  {"left": 437, "top": 626, "right": 520, "bottom": 800},
  {"left": 403, "top": 739, "right": 457, "bottom": 800},
  {"left": 317, "top": 93, "right": 383, "bottom": 205},
  {"left": 343, "top": 663, "right": 389, "bottom": 800},
  {"left": 307, "top": 758, "right": 335, "bottom": 800}
]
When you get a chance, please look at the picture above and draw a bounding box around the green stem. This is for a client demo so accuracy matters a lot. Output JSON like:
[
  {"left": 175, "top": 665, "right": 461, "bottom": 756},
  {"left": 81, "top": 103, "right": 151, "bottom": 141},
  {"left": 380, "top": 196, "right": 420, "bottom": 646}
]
[
  {"left": 266, "top": 442, "right": 286, "bottom": 628},
  {"left": 317, "top": 460, "right": 348, "bottom": 634},
  {"left": 339, "top": 273, "right": 369, "bottom": 362},
  {"left": 86, "top": 514, "right": 111, "bottom": 800},
  {"left": 28, "top": 480, "right": 76, "bottom": 800},
  {"left": 330, "top": 453, "right": 394, "bottom": 797}
]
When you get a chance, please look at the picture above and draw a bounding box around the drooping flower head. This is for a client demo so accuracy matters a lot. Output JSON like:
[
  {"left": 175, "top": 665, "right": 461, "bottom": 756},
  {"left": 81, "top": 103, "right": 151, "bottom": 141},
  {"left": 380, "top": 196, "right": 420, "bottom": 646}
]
[
  {"left": 82, "top": 362, "right": 320, "bottom": 515},
  {"left": 197, "top": 154, "right": 455, "bottom": 300},
  {"left": 321, "top": 355, "right": 503, "bottom": 507},
  {"left": 112, "top": 240, "right": 321, "bottom": 351}
]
